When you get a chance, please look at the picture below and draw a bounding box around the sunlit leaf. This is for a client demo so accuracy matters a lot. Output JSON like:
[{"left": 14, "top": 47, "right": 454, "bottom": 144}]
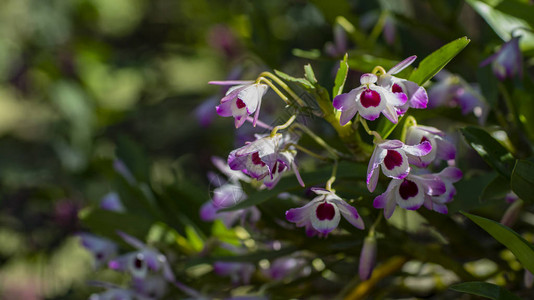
[
  {"left": 274, "top": 70, "right": 315, "bottom": 90},
  {"left": 332, "top": 53, "right": 348, "bottom": 98},
  {"left": 408, "top": 36, "right": 470, "bottom": 86},
  {"left": 462, "top": 212, "right": 534, "bottom": 274},
  {"left": 450, "top": 281, "right": 521, "bottom": 300}
]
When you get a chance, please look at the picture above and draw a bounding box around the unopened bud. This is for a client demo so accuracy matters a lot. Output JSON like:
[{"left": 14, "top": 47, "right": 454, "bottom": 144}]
[
  {"left": 359, "top": 235, "right": 377, "bottom": 281},
  {"left": 500, "top": 199, "right": 523, "bottom": 227},
  {"left": 525, "top": 270, "right": 533, "bottom": 289}
]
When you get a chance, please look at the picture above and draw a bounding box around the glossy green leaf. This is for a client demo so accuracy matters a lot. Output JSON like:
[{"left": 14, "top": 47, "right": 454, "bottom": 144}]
[
  {"left": 116, "top": 135, "right": 150, "bottom": 183},
  {"left": 461, "top": 126, "right": 515, "bottom": 179},
  {"left": 450, "top": 281, "right": 521, "bottom": 300},
  {"left": 220, "top": 162, "right": 366, "bottom": 212},
  {"left": 511, "top": 158, "right": 534, "bottom": 202},
  {"left": 467, "top": 0, "right": 534, "bottom": 51},
  {"left": 481, "top": 174, "right": 510, "bottom": 202},
  {"left": 274, "top": 69, "right": 314, "bottom": 90},
  {"left": 408, "top": 36, "right": 470, "bottom": 86},
  {"left": 462, "top": 212, "right": 534, "bottom": 274},
  {"left": 494, "top": 0, "right": 534, "bottom": 30},
  {"left": 332, "top": 53, "right": 348, "bottom": 98}
]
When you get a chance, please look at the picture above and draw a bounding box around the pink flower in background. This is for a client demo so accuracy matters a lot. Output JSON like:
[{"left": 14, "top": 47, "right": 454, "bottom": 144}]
[
  {"left": 423, "top": 167, "right": 462, "bottom": 214},
  {"left": 481, "top": 36, "right": 522, "bottom": 81}
]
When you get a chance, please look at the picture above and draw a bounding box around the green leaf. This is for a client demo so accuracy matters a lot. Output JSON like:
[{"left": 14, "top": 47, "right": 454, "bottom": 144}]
[
  {"left": 462, "top": 212, "right": 534, "bottom": 274},
  {"left": 79, "top": 208, "right": 153, "bottom": 242},
  {"left": 304, "top": 64, "right": 318, "bottom": 85},
  {"left": 115, "top": 135, "right": 150, "bottom": 183},
  {"left": 332, "top": 53, "right": 349, "bottom": 98},
  {"left": 511, "top": 158, "right": 534, "bottom": 202},
  {"left": 450, "top": 281, "right": 521, "bottom": 300},
  {"left": 466, "top": 0, "right": 534, "bottom": 51},
  {"left": 408, "top": 36, "right": 470, "bottom": 86},
  {"left": 481, "top": 174, "right": 510, "bottom": 202},
  {"left": 274, "top": 70, "right": 315, "bottom": 90},
  {"left": 220, "top": 162, "right": 366, "bottom": 212},
  {"left": 494, "top": 0, "right": 534, "bottom": 32},
  {"left": 460, "top": 126, "right": 515, "bottom": 179}
]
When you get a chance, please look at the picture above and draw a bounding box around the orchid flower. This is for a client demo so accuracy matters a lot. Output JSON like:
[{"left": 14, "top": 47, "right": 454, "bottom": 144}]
[
  {"left": 78, "top": 233, "right": 118, "bottom": 269},
  {"left": 213, "top": 261, "right": 256, "bottom": 285},
  {"left": 100, "top": 192, "right": 125, "bottom": 212},
  {"left": 377, "top": 56, "right": 428, "bottom": 114},
  {"left": 423, "top": 167, "right": 462, "bottom": 214},
  {"left": 262, "top": 256, "right": 309, "bottom": 281},
  {"left": 200, "top": 200, "right": 261, "bottom": 228},
  {"left": 211, "top": 80, "right": 268, "bottom": 128},
  {"left": 359, "top": 236, "right": 377, "bottom": 281},
  {"left": 131, "top": 275, "right": 168, "bottom": 300},
  {"left": 333, "top": 73, "right": 407, "bottom": 125},
  {"left": 228, "top": 133, "right": 304, "bottom": 189},
  {"left": 108, "top": 231, "right": 176, "bottom": 284},
  {"left": 366, "top": 139, "right": 432, "bottom": 192},
  {"left": 373, "top": 173, "right": 446, "bottom": 219},
  {"left": 480, "top": 36, "right": 522, "bottom": 81},
  {"left": 285, "top": 188, "right": 364, "bottom": 236},
  {"left": 405, "top": 125, "right": 456, "bottom": 167}
]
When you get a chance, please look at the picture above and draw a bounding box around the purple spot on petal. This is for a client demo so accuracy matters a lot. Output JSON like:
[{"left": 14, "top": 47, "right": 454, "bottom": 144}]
[
  {"left": 236, "top": 98, "right": 246, "bottom": 109},
  {"left": 384, "top": 150, "right": 403, "bottom": 170},
  {"left": 251, "top": 152, "right": 265, "bottom": 166},
  {"left": 316, "top": 202, "right": 335, "bottom": 220},
  {"left": 392, "top": 83, "right": 403, "bottom": 93},
  {"left": 421, "top": 136, "right": 429, "bottom": 143},
  {"left": 399, "top": 179, "right": 418, "bottom": 200},
  {"left": 360, "top": 89, "right": 381, "bottom": 108}
]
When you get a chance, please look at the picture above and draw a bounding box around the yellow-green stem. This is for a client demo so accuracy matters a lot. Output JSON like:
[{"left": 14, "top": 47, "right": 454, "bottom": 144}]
[
  {"left": 271, "top": 115, "right": 297, "bottom": 137},
  {"left": 326, "top": 160, "right": 338, "bottom": 191},
  {"left": 259, "top": 72, "right": 307, "bottom": 107},
  {"left": 256, "top": 77, "right": 292, "bottom": 106}
]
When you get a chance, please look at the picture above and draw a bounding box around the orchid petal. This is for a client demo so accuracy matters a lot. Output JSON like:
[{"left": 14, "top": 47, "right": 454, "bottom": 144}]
[
  {"left": 388, "top": 56, "right": 417, "bottom": 75},
  {"left": 332, "top": 199, "right": 365, "bottom": 229}
]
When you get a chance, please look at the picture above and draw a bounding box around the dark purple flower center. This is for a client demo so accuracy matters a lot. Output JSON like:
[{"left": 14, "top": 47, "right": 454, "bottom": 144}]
[
  {"left": 277, "top": 162, "right": 285, "bottom": 173},
  {"left": 134, "top": 254, "right": 144, "bottom": 269},
  {"left": 251, "top": 152, "right": 265, "bottom": 166},
  {"left": 96, "top": 252, "right": 104, "bottom": 260},
  {"left": 399, "top": 179, "right": 419, "bottom": 200},
  {"left": 384, "top": 150, "right": 403, "bottom": 170},
  {"left": 236, "top": 98, "right": 246, "bottom": 109},
  {"left": 360, "top": 89, "right": 381, "bottom": 108},
  {"left": 420, "top": 136, "right": 429, "bottom": 143},
  {"left": 316, "top": 202, "right": 335, "bottom": 220},
  {"left": 392, "top": 83, "right": 403, "bottom": 93}
]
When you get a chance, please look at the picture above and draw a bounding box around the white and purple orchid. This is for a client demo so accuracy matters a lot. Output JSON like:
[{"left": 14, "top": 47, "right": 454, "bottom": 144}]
[
  {"left": 211, "top": 80, "right": 268, "bottom": 128},
  {"left": 228, "top": 133, "right": 304, "bottom": 189},
  {"left": 108, "top": 231, "right": 177, "bottom": 283},
  {"left": 285, "top": 188, "right": 364, "bottom": 236},
  {"left": 333, "top": 73, "right": 407, "bottom": 125},
  {"left": 262, "top": 256, "right": 309, "bottom": 281},
  {"left": 200, "top": 200, "right": 261, "bottom": 228},
  {"left": 377, "top": 56, "right": 428, "bottom": 114},
  {"left": 405, "top": 125, "right": 456, "bottom": 168},
  {"left": 480, "top": 36, "right": 522, "bottom": 81},
  {"left": 78, "top": 233, "right": 118, "bottom": 269},
  {"left": 423, "top": 167, "right": 462, "bottom": 214},
  {"left": 373, "top": 173, "right": 446, "bottom": 219},
  {"left": 366, "top": 139, "right": 432, "bottom": 192},
  {"left": 213, "top": 261, "right": 256, "bottom": 285}
]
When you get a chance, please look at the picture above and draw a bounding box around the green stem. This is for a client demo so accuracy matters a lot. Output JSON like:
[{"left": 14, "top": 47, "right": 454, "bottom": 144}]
[
  {"left": 271, "top": 115, "right": 297, "bottom": 137},
  {"left": 259, "top": 72, "right": 307, "bottom": 107},
  {"left": 400, "top": 115, "right": 417, "bottom": 143},
  {"left": 256, "top": 77, "right": 292, "bottom": 106},
  {"left": 368, "top": 11, "right": 388, "bottom": 47},
  {"left": 325, "top": 160, "right": 338, "bottom": 191},
  {"left": 498, "top": 82, "right": 519, "bottom": 127},
  {"left": 359, "top": 116, "right": 383, "bottom": 143},
  {"left": 285, "top": 143, "right": 331, "bottom": 161},
  {"left": 292, "top": 123, "right": 340, "bottom": 159},
  {"left": 369, "top": 213, "right": 383, "bottom": 237}
]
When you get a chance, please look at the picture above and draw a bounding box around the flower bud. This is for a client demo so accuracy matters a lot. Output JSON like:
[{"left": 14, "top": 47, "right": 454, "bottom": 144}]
[
  {"left": 500, "top": 199, "right": 523, "bottom": 227},
  {"left": 525, "top": 270, "right": 533, "bottom": 289},
  {"left": 359, "top": 235, "right": 377, "bottom": 281}
]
